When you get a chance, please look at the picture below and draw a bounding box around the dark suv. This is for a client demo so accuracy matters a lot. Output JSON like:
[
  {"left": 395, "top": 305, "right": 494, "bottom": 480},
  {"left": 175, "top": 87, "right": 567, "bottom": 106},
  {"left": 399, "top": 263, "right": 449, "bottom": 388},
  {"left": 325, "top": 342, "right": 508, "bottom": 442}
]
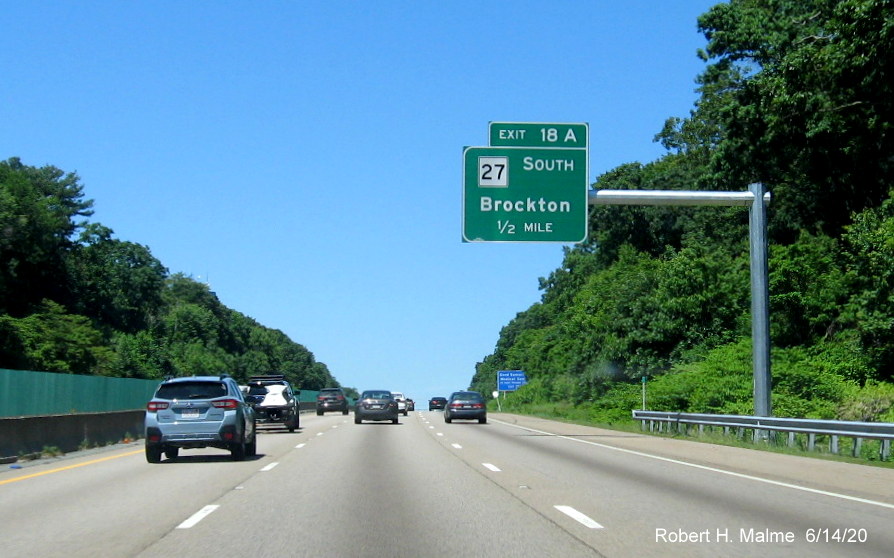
[
  {"left": 246, "top": 375, "right": 300, "bottom": 431},
  {"left": 144, "top": 375, "right": 257, "bottom": 462},
  {"left": 317, "top": 387, "right": 349, "bottom": 415}
]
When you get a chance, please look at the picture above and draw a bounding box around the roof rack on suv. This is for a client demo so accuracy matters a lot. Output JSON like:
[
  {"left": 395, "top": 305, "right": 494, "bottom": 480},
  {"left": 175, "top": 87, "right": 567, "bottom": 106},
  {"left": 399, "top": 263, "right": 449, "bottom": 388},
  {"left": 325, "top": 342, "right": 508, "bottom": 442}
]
[{"left": 248, "top": 374, "right": 286, "bottom": 382}]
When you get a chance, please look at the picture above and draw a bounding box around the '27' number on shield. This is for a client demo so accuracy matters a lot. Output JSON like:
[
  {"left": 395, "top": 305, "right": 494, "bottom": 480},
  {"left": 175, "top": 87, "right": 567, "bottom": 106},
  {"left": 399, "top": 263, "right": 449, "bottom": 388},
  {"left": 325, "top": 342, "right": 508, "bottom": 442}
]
[
  {"left": 478, "top": 156, "right": 508, "bottom": 188},
  {"left": 481, "top": 163, "right": 504, "bottom": 181}
]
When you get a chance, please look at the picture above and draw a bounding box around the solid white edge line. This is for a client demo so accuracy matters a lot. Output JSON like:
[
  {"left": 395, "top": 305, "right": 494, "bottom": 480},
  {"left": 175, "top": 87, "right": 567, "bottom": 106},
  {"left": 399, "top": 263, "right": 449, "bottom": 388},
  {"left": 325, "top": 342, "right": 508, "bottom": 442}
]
[
  {"left": 554, "top": 505, "right": 604, "bottom": 529},
  {"left": 493, "top": 418, "right": 894, "bottom": 511},
  {"left": 177, "top": 505, "right": 220, "bottom": 529},
  {"left": 483, "top": 463, "right": 501, "bottom": 472},
  {"left": 260, "top": 462, "right": 279, "bottom": 472}
]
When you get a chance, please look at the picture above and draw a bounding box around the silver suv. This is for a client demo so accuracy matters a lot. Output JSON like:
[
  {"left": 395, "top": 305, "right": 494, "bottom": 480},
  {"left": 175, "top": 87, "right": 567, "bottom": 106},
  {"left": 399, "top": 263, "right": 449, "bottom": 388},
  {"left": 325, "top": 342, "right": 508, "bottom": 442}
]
[{"left": 144, "top": 375, "right": 257, "bottom": 463}]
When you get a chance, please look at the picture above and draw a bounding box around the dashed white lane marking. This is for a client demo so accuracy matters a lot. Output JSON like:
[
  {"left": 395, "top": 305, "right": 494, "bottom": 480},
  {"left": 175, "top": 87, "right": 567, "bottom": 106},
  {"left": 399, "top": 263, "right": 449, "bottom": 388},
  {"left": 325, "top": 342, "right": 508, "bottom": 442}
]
[
  {"left": 554, "top": 505, "right": 603, "bottom": 529},
  {"left": 177, "top": 505, "right": 220, "bottom": 529},
  {"left": 451, "top": 443, "right": 462, "bottom": 449},
  {"left": 295, "top": 443, "right": 306, "bottom": 449},
  {"left": 316, "top": 432, "right": 324, "bottom": 436},
  {"left": 436, "top": 433, "right": 444, "bottom": 437},
  {"left": 260, "top": 462, "right": 279, "bottom": 472},
  {"left": 482, "top": 463, "right": 501, "bottom": 472}
]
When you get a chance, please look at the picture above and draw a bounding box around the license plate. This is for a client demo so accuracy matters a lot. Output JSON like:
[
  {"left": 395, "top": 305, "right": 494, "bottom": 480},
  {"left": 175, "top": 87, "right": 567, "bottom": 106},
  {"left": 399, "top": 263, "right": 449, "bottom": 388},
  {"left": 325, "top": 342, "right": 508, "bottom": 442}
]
[
  {"left": 182, "top": 409, "right": 200, "bottom": 418},
  {"left": 371, "top": 404, "right": 383, "bottom": 409}
]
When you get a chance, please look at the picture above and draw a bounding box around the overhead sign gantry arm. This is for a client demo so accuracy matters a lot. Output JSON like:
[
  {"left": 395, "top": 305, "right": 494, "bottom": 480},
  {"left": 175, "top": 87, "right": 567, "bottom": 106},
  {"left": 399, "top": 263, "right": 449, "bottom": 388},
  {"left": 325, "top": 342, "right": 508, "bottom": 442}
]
[{"left": 589, "top": 184, "right": 772, "bottom": 418}]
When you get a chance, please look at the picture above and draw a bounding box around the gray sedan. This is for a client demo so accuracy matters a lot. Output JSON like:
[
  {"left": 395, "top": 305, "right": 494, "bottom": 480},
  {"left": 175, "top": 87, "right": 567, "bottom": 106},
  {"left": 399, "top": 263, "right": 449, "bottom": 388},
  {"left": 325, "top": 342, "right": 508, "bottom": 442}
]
[
  {"left": 444, "top": 391, "right": 487, "bottom": 424},
  {"left": 354, "top": 390, "right": 399, "bottom": 424}
]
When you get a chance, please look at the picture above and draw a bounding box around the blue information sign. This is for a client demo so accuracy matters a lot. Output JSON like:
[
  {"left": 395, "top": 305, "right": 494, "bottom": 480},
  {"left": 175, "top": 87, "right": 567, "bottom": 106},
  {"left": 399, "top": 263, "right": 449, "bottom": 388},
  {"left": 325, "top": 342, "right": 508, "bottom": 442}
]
[{"left": 497, "top": 370, "right": 528, "bottom": 391}]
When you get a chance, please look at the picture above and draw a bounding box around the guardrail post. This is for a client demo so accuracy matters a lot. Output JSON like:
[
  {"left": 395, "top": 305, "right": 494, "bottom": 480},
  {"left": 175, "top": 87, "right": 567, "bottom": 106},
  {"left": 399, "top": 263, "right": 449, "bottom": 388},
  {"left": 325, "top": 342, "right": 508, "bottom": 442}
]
[
  {"left": 808, "top": 433, "right": 816, "bottom": 451},
  {"left": 882, "top": 440, "right": 891, "bottom": 461},
  {"left": 787, "top": 432, "right": 795, "bottom": 448},
  {"left": 831, "top": 435, "right": 839, "bottom": 455},
  {"left": 852, "top": 437, "right": 862, "bottom": 458}
]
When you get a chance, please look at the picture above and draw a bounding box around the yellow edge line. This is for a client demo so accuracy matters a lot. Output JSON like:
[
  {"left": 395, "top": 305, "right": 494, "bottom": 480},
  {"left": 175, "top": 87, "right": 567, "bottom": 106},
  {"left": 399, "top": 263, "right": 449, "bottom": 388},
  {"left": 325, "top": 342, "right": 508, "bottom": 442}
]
[{"left": 0, "top": 449, "right": 143, "bottom": 486}]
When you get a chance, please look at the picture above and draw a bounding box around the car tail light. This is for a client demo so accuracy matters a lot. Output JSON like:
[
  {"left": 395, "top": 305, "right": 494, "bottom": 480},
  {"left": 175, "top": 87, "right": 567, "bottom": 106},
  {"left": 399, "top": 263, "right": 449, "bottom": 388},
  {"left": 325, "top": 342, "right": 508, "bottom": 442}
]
[
  {"left": 212, "top": 399, "right": 239, "bottom": 409},
  {"left": 317, "top": 395, "right": 325, "bottom": 401},
  {"left": 337, "top": 395, "right": 345, "bottom": 400},
  {"left": 147, "top": 401, "right": 169, "bottom": 412}
]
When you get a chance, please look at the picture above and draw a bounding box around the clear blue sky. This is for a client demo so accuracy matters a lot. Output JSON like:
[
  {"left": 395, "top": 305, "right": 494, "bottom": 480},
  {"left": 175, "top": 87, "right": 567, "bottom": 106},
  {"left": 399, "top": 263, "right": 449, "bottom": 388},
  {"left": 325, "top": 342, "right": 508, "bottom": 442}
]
[{"left": 2, "top": 1, "right": 719, "bottom": 401}]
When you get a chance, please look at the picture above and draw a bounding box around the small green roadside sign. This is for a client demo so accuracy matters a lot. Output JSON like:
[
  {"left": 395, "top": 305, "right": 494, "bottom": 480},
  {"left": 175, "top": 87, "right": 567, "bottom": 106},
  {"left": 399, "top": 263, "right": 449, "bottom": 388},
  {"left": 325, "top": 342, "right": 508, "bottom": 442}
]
[{"left": 463, "top": 122, "right": 588, "bottom": 243}]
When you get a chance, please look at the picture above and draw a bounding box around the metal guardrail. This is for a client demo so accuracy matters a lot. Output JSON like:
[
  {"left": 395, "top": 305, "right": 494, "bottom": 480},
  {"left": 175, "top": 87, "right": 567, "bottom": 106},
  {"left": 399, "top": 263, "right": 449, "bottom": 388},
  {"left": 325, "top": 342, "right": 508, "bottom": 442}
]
[{"left": 632, "top": 410, "right": 894, "bottom": 461}]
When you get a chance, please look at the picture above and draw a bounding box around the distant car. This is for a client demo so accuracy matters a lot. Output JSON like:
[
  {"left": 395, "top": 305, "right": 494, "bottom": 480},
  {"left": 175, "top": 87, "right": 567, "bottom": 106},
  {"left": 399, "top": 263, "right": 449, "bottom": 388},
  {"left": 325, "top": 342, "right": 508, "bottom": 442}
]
[
  {"left": 406, "top": 398, "right": 415, "bottom": 412},
  {"left": 444, "top": 391, "right": 487, "bottom": 424},
  {"left": 428, "top": 397, "right": 447, "bottom": 411},
  {"left": 317, "top": 387, "right": 349, "bottom": 415},
  {"left": 144, "top": 375, "right": 257, "bottom": 462},
  {"left": 391, "top": 391, "right": 409, "bottom": 416},
  {"left": 355, "top": 390, "right": 399, "bottom": 424},
  {"left": 246, "top": 375, "right": 300, "bottom": 431}
]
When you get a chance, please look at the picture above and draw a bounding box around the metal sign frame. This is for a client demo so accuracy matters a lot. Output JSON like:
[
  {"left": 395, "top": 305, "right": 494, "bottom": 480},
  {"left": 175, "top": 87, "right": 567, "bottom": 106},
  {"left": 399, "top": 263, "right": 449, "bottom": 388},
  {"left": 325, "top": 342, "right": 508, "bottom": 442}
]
[{"left": 589, "top": 183, "right": 772, "bottom": 417}]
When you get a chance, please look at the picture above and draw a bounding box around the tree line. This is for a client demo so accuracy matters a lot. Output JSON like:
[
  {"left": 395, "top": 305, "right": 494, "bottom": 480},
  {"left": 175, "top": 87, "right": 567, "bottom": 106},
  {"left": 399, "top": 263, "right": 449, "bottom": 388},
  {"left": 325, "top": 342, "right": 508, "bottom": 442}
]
[
  {"left": 0, "top": 157, "right": 340, "bottom": 391},
  {"left": 470, "top": 0, "right": 894, "bottom": 424}
]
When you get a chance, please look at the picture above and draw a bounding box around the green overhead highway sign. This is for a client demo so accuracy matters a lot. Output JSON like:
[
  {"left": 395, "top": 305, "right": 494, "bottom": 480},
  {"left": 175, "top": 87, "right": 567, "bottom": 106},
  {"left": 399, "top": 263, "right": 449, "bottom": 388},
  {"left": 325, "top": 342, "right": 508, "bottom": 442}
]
[
  {"left": 462, "top": 145, "right": 588, "bottom": 242},
  {"left": 489, "top": 122, "right": 588, "bottom": 148},
  {"left": 463, "top": 121, "right": 588, "bottom": 243}
]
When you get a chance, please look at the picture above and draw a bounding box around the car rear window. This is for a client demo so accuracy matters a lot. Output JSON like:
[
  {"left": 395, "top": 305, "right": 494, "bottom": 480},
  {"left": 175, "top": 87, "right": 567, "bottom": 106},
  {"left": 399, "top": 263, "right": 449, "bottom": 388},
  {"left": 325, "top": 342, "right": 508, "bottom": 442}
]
[
  {"left": 156, "top": 381, "right": 228, "bottom": 400},
  {"left": 451, "top": 392, "right": 483, "bottom": 401},
  {"left": 248, "top": 384, "right": 268, "bottom": 396},
  {"left": 362, "top": 391, "right": 392, "bottom": 399}
]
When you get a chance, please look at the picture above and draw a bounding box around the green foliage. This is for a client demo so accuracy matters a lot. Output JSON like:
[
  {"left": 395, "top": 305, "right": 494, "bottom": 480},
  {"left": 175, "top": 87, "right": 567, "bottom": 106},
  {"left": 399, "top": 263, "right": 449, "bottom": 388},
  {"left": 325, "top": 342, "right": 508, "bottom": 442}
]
[
  {"left": 838, "top": 381, "right": 894, "bottom": 422},
  {"left": 109, "top": 331, "right": 170, "bottom": 379},
  {"left": 769, "top": 232, "right": 848, "bottom": 346},
  {"left": 645, "top": 339, "right": 754, "bottom": 414},
  {"left": 770, "top": 346, "right": 855, "bottom": 419},
  {"left": 0, "top": 300, "right": 113, "bottom": 374},
  {"left": 839, "top": 195, "right": 894, "bottom": 376},
  {"left": 71, "top": 223, "right": 167, "bottom": 334},
  {"left": 693, "top": 0, "right": 894, "bottom": 238},
  {"left": 0, "top": 157, "right": 92, "bottom": 316}
]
